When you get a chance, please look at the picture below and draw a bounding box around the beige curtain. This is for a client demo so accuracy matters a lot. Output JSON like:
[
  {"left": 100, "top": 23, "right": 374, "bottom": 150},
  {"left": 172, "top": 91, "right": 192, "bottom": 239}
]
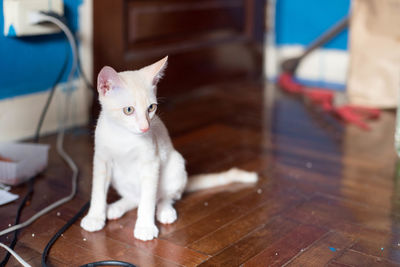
[{"left": 347, "top": 0, "right": 400, "bottom": 108}]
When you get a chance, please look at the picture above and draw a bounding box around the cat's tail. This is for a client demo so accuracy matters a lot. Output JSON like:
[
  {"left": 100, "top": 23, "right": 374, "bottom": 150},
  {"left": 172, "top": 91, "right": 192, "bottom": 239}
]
[{"left": 185, "top": 167, "right": 258, "bottom": 193}]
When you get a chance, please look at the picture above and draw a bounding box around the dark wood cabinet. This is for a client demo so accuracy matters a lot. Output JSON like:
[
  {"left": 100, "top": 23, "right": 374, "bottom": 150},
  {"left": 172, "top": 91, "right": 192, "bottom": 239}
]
[{"left": 92, "top": 0, "right": 265, "bottom": 118}]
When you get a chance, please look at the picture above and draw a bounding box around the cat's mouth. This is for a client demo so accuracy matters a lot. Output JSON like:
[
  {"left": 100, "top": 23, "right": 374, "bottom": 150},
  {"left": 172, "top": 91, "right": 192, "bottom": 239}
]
[{"left": 130, "top": 128, "right": 150, "bottom": 136}]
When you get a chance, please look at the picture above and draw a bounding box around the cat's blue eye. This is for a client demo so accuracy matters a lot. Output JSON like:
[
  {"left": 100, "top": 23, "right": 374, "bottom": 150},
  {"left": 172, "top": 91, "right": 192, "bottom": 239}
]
[
  {"left": 123, "top": 106, "right": 135, "bottom": 115},
  {"left": 148, "top": 104, "right": 157, "bottom": 113}
]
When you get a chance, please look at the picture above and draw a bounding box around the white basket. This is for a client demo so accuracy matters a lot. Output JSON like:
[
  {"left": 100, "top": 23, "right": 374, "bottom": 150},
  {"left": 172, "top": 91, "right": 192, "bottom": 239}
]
[{"left": 0, "top": 143, "right": 49, "bottom": 186}]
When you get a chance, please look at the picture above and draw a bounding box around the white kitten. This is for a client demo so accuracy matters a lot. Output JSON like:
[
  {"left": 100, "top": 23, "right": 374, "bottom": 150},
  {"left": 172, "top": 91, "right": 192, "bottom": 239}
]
[{"left": 80, "top": 56, "right": 258, "bottom": 241}]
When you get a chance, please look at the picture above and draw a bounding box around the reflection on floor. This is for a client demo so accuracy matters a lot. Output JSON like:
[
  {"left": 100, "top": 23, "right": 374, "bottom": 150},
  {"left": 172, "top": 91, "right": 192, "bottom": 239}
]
[{"left": 1, "top": 81, "right": 399, "bottom": 266}]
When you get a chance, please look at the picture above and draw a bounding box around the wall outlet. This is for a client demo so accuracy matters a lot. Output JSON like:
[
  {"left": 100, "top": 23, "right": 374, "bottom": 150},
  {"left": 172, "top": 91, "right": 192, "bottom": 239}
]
[{"left": 3, "top": 0, "right": 64, "bottom": 37}]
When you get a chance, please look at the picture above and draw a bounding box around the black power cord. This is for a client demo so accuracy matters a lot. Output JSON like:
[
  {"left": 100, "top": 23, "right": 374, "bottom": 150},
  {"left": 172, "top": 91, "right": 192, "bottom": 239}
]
[
  {"left": 41, "top": 202, "right": 136, "bottom": 267},
  {"left": 0, "top": 185, "right": 33, "bottom": 267},
  {"left": 41, "top": 202, "right": 89, "bottom": 266},
  {"left": 80, "top": 261, "right": 136, "bottom": 267},
  {"left": 41, "top": 201, "right": 137, "bottom": 267},
  {"left": 0, "top": 40, "right": 70, "bottom": 267},
  {"left": 37, "top": 11, "right": 94, "bottom": 93}
]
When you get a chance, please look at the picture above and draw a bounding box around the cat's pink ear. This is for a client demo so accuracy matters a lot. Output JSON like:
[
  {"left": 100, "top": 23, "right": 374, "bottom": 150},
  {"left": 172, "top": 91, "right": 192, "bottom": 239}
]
[
  {"left": 97, "top": 66, "right": 122, "bottom": 96},
  {"left": 140, "top": 56, "right": 168, "bottom": 86}
]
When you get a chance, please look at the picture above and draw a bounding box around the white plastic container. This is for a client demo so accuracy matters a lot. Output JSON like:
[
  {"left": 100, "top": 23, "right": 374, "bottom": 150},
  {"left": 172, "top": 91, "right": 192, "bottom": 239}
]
[{"left": 0, "top": 143, "right": 49, "bottom": 186}]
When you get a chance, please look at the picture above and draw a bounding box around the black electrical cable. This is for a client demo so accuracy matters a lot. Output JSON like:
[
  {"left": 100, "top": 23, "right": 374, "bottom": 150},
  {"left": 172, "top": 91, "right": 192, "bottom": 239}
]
[
  {"left": 41, "top": 202, "right": 89, "bottom": 266},
  {"left": 0, "top": 184, "right": 33, "bottom": 267},
  {"left": 41, "top": 201, "right": 137, "bottom": 267},
  {"left": 0, "top": 41, "right": 70, "bottom": 267},
  {"left": 34, "top": 45, "right": 70, "bottom": 143},
  {"left": 35, "top": 11, "right": 94, "bottom": 93},
  {"left": 80, "top": 260, "right": 136, "bottom": 267}
]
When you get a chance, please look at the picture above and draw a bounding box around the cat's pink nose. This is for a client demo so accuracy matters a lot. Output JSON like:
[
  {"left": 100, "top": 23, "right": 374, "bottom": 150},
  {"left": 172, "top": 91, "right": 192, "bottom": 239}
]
[{"left": 140, "top": 127, "right": 149, "bottom": 133}]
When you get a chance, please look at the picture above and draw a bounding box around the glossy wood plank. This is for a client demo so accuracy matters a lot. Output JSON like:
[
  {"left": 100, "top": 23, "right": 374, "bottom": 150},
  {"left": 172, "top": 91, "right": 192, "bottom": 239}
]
[
  {"left": 242, "top": 224, "right": 327, "bottom": 267},
  {"left": 189, "top": 190, "right": 303, "bottom": 255},
  {"left": 332, "top": 249, "right": 400, "bottom": 267},
  {"left": 284, "top": 194, "right": 400, "bottom": 235},
  {"left": 162, "top": 179, "right": 286, "bottom": 247},
  {"left": 284, "top": 231, "right": 354, "bottom": 266},
  {"left": 163, "top": 203, "right": 244, "bottom": 247},
  {"left": 327, "top": 262, "right": 353, "bottom": 267},
  {"left": 197, "top": 217, "right": 297, "bottom": 266},
  {"left": 161, "top": 186, "right": 255, "bottom": 236},
  {"left": 341, "top": 225, "right": 400, "bottom": 263}
]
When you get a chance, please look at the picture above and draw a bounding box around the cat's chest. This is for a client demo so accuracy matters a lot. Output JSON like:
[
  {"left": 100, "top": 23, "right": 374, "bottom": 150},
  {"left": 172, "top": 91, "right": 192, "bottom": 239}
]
[{"left": 97, "top": 127, "right": 154, "bottom": 161}]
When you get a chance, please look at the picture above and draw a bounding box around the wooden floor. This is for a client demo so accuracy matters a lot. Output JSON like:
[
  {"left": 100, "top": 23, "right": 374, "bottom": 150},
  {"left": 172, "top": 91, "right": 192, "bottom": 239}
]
[{"left": 1, "top": 80, "right": 400, "bottom": 266}]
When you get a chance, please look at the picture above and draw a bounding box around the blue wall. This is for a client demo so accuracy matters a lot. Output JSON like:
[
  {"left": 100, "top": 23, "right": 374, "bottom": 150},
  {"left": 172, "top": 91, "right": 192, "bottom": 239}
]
[
  {"left": 275, "top": 0, "right": 350, "bottom": 50},
  {"left": 0, "top": 0, "right": 82, "bottom": 100}
]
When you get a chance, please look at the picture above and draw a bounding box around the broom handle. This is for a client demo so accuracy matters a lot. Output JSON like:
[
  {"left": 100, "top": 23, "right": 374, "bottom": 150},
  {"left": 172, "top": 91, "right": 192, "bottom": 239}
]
[{"left": 300, "top": 15, "right": 350, "bottom": 60}]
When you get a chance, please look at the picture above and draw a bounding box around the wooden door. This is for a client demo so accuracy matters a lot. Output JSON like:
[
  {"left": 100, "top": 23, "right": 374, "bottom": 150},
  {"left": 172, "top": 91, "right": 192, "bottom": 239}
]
[{"left": 92, "top": 0, "right": 265, "bottom": 117}]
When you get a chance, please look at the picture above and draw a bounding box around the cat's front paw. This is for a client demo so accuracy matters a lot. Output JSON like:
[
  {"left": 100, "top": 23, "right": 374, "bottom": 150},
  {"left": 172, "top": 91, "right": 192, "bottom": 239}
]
[
  {"left": 157, "top": 206, "right": 177, "bottom": 224},
  {"left": 80, "top": 215, "right": 105, "bottom": 232},
  {"left": 134, "top": 223, "right": 159, "bottom": 241}
]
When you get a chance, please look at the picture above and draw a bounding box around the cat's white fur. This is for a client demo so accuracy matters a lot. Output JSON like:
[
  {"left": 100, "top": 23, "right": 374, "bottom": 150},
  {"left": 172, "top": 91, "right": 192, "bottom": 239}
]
[{"left": 80, "top": 57, "right": 258, "bottom": 241}]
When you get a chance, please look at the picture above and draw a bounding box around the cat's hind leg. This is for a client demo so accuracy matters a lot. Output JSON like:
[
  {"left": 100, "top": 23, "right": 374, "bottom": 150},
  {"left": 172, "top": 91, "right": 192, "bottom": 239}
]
[
  {"left": 107, "top": 198, "right": 138, "bottom": 220},
  {"left": 157, "top": 198, "right": 177, "bottom": 224},
  {"left": 157, "top": 151, "right": 187, "bottom": 224}
]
